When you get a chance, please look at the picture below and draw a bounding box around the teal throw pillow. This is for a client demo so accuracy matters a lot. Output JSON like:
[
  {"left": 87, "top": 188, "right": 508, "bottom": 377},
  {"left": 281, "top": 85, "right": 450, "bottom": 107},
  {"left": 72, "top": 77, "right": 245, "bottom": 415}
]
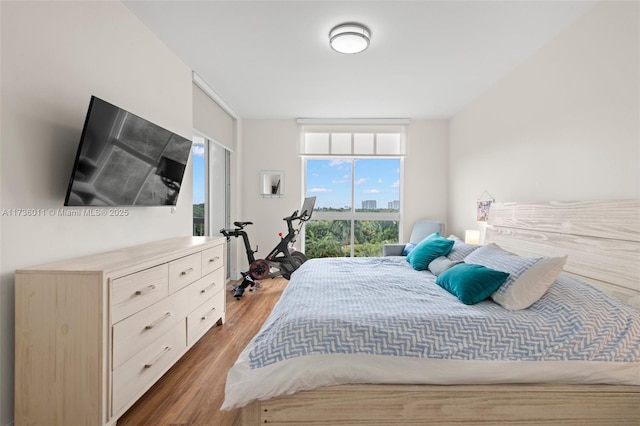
[
  {"left": 435, "top": 263, "right": 510, "bottom": 305},
  {"left": 406, "top": 232, "right": 438, "bottom": 264},
  {"left": 406, "top": 234, "right": 454, "bottom": 271}
]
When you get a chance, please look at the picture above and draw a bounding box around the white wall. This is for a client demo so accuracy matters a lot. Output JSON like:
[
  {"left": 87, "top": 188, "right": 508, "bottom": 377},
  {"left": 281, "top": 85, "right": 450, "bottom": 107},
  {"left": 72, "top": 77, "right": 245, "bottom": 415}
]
[
  {"left": 448, "top": 0, "right": 640, "bottom": 240},
  {"left": 404, "top": 120, "right": 449, "bottom": 238},
  {"left": 237, "top": 120, "right": 301, "bottom": 273},
  {"left": 0, "top": 2, "right": 193, "bottom": 424},
  {"left": 236, "top": 119, "right": 449, "bottom": 275}
]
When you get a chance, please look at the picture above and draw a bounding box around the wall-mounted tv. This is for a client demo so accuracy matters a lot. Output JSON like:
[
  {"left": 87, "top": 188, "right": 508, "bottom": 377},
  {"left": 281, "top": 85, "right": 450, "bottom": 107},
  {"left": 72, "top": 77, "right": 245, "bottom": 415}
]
[{"left": 64, "top": 96, "right": 192, "bottom": 206}]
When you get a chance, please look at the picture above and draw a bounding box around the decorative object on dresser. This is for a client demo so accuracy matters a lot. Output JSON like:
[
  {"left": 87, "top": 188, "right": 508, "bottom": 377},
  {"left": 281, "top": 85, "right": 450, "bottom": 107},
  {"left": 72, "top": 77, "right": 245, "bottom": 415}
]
[{"left": 14, "top": 236, "right": 226, "bottom": 426}]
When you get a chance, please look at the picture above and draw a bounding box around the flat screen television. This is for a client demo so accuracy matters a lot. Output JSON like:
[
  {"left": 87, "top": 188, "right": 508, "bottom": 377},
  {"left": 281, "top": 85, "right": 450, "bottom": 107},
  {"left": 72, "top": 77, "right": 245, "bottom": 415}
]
[{"left": 64, "top": 96, "right": 192, "bottom": 206}]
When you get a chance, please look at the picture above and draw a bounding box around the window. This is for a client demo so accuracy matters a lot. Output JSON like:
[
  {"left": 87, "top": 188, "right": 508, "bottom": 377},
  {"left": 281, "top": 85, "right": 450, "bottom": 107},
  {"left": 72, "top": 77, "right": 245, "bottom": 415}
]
[
  {"left": 192, "top": 135, "right": 230, "bottom": 237},
  {"left": 192, "top": 137, "right": 206, "bottom": 236},
  {"left": 301, "top": 127, "right": 405, "bottom": 258}
]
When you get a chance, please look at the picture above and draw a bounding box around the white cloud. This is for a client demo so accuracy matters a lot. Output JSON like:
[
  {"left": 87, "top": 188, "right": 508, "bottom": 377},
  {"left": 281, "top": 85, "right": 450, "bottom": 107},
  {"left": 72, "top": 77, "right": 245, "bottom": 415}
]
[
  {"left": 192, "top": 145, "right": 205, "bottom": 156},
  {"left": 391, "top": 180, "right": 400, "bottom": 188},
  {"left": 364, "top": 189, "right": 381, "bottom": 194},
  {"left": 377, "top": 179, "right": 383, "bottom": 184},
  {"left": 309, "top": 187, "right": 333, "bottom": 193},
  {"left": 355, "top": 178, "right": 367, "bottom": 185},
  {"left": 329, "top": 159, "right": 349, "bottom": 167},
  {"left": 332, "top": 179, "right": 348, "bottom": 184}
]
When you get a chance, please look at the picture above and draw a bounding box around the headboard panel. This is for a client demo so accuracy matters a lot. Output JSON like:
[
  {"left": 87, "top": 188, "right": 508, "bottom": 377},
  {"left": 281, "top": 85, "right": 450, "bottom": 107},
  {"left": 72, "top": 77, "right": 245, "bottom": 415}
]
[{"left": 485, "top": 200, "right": 640, "bottom": 309}]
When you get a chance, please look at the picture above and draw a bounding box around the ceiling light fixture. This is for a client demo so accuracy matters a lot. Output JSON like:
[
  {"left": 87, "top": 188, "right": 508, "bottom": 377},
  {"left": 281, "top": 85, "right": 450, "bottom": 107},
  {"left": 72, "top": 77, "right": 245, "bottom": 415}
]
[{"left": 329, "top": 23, "right": 370, "bottom": 54}]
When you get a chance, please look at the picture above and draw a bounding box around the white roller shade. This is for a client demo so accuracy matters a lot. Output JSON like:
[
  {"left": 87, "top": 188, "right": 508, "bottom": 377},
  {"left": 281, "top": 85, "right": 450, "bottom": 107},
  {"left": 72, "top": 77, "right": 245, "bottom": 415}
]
[{"left": 192, "top": 83, "right": 235, "bottom": 150}]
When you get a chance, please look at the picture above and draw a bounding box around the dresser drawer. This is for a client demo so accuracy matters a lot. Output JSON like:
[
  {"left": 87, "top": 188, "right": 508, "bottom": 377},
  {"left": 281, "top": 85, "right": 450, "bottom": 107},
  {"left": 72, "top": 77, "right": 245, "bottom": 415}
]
[
  {"left": 111, "top": 264, "right": 169, "bottom": 323},
  {"left": 111, "top": 320, "right": 186, "bottom": 415},
  {"left": 201, "top": 244, "right": 224, "bottom": 276},
  {"left": 169, "top": 253, "right": 202, "bottom": 293},
  {"left": 187, "top": 290, "right": 224, "bottom": 345},
  {"left": 187, "top": 268, "right": 225, "bottom": 306},
  {"left": 112, "top": 288, "right": 190, "bottom": 369}
]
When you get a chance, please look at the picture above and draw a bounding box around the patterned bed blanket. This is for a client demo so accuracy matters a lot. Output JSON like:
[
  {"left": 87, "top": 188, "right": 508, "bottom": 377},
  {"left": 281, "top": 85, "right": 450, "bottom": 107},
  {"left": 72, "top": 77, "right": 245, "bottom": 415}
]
[{"left": 223, "top": 257, "right": 640, "bottom": 409}]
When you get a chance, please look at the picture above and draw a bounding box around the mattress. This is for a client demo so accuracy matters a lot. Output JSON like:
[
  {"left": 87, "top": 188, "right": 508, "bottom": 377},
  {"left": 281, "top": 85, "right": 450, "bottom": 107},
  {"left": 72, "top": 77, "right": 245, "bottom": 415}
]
[{"left": 222, "top": 257, "right": 640, "bottom": 410}]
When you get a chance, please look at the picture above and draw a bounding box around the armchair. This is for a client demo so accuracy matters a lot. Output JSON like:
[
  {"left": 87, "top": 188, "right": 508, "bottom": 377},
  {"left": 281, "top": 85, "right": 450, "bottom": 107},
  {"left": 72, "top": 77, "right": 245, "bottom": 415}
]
[{"left": 382, "top": 220, "right": 445, "bottom": 256}]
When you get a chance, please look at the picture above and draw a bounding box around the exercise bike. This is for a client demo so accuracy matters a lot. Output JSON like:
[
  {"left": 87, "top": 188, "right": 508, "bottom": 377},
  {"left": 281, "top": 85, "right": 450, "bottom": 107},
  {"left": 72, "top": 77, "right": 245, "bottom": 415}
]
[{"left": 220, "top": 196, "right": 316, "bottom": 299}]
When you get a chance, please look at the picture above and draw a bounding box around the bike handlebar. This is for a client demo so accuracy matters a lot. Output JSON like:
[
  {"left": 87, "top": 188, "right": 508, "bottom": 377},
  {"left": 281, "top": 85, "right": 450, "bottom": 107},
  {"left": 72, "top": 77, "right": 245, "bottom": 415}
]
[{"left": 283, "top": 209, "right": 312, "bottom": 223}]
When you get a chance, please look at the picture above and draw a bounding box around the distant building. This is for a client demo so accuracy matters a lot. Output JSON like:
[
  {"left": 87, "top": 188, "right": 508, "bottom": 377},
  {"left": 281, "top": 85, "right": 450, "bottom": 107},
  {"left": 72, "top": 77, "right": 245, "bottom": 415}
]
[
  {"left": 388, "top": 200, "right": 400, "bottom": 210},
  {"left": 362, "top": 200, "right": 377, "bottom": 210}
]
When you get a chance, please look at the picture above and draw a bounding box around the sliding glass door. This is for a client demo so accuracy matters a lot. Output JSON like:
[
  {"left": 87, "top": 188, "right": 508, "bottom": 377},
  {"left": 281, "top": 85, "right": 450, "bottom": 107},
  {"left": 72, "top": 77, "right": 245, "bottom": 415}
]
[{"left": 192, "top": 135, "right": 230, "bottom": 237}]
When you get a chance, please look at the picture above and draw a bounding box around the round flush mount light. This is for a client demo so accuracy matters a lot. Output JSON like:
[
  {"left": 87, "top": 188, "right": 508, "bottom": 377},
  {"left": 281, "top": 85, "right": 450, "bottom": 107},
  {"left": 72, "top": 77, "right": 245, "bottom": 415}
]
[{"left": 329, "top": 23, "right": 370, "bottom": 54}]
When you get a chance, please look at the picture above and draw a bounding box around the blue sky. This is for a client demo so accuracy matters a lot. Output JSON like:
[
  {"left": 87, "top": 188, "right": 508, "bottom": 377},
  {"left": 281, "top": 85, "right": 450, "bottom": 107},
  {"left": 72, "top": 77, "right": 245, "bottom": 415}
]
[
  {"left": 192, "top": 145, "right": 205, "bottom": 204},
  {"left": 193, "top": 151, "right": 400, "bottom": 209},
  {"left": 306, "top": 158, "right": 400, "bottom": 209}
]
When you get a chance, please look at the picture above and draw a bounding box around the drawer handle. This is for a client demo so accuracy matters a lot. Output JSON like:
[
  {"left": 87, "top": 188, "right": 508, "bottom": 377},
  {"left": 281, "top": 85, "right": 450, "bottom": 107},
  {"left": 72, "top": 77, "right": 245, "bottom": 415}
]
[
  {"left": 143, "top": 346, "right": 171, "bottom": 369},
  {"left": 200, "top": 283, "right": 217, "bottom": 294},
  {"left": 135, "top": 285, "right": 156, "bottom": 296},
  {"left": 180, "top": 267, "right": 195, "bottom": 276},
  {"left": 145, "top": 312, "right": 172, "bottom": 330},
  {"left": 201, "top": 307, "right": 216, "bottom": 321},
  {"left": 208, "top": 256, "right": 220, "bottom": 263}
]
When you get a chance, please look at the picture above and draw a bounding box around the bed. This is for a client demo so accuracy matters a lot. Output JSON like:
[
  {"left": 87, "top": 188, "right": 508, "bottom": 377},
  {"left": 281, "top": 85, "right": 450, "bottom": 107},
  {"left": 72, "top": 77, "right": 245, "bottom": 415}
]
[{"left": 223, "top": 200, "right": 640, "bottom": 425}]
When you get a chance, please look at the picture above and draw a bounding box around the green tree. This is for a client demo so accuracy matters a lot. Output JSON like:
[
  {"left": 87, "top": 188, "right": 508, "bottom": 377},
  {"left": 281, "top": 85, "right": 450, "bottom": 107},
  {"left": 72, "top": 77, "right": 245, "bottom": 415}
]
[
  {"left": 305, "top": 219, "right": 398, "bottom": 258},
  {"left": 193, "top": 203, "right": 205, "bottom": 236}
]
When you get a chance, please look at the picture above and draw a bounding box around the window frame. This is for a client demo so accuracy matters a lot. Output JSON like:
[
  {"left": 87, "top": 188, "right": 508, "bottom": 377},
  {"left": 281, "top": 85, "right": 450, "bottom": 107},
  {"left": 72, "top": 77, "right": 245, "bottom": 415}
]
[
  {"left": 299, "top": 123, "right": 407, "bottom": 257},
  {"left": 303, "top": 156, "right": 403, "bottom": 257}
]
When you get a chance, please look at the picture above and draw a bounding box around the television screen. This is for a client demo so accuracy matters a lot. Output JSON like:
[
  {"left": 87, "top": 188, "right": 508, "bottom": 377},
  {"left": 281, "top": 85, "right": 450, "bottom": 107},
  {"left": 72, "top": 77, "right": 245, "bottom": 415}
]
[{"left": 64, "top": 96, "right": 192, "bottom": 206}]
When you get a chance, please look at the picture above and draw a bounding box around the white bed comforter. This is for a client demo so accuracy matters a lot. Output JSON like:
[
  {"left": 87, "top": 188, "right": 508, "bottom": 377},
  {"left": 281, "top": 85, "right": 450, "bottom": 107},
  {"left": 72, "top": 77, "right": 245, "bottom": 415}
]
[{"left": 222, "top": 257, "right": 640, "bottom": 409}]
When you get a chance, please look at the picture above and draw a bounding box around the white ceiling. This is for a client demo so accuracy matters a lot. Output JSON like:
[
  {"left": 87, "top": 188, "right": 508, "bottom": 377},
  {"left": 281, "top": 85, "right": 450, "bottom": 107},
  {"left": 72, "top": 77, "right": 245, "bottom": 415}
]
[{"left": 123, "top": 0, "right": 597, "bottom": 119}]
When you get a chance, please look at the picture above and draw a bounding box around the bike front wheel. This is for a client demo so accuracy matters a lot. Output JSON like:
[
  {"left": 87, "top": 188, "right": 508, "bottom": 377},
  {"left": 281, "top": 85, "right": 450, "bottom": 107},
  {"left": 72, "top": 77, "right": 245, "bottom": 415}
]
[
  {"left": 249, "top": 259, "right": 270, "bottom": 280},
  {"left": 290, "top": 251, "right": 308, "bottom": 271}
]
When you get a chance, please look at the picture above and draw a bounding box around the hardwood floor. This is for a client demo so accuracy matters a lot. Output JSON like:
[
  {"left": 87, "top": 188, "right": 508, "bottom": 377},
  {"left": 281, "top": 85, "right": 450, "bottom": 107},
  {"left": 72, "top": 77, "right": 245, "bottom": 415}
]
[{"left": 117, "top": 277, "right": 288, "bottom": 426}]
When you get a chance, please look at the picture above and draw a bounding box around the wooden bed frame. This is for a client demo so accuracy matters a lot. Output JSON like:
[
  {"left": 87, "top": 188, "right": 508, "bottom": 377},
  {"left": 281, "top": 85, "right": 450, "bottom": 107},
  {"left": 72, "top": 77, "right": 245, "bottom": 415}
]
[{"left": 239, "top": 199, "right": 640, "bottom": 425}]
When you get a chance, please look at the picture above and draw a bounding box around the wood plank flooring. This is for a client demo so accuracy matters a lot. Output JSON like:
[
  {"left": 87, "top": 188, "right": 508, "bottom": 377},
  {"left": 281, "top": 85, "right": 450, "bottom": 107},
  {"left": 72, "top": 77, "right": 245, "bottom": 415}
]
[{"left": 117, "top": 277, "right": 288, "bottom": 426}]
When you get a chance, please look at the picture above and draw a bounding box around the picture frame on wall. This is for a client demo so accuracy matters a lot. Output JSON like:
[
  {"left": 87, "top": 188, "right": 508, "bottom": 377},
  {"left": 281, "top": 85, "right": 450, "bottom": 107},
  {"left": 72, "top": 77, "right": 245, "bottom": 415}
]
[
  {"left": 476, "top": 190, "right": 495, "bottom": 222},
  {"left": 476, "top": 198, "right": 493, "bottom": 222}
]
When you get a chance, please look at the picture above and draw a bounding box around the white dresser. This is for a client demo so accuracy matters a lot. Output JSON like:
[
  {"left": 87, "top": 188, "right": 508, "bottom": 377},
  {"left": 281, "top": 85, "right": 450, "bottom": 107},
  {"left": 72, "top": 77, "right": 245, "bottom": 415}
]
[{"left": 14, "top": 236, "right": 226, "bottom": 425}]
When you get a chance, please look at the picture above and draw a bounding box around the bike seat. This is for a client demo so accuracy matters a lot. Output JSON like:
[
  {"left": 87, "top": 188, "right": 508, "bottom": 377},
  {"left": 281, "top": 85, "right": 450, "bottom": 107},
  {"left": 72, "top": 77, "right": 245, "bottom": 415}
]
[{"left": 234, "top": 221, "right": 253, "bottom": 227}]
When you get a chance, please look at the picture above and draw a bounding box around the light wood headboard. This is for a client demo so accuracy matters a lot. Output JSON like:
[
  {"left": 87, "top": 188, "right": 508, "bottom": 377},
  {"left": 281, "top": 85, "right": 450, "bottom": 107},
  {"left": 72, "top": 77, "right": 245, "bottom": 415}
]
[{"left": 485, "top": 199, "right": 640, "bottom": 309}]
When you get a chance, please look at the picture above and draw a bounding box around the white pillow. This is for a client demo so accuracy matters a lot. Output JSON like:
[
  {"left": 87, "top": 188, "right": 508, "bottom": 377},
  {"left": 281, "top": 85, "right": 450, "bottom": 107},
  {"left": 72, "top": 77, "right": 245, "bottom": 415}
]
[
  {"left": 464, "top": 243, "right": 541, "bottom": 297},
  {"left": 446, "top": 236, "right": 480, "bottom": 262},
  {"left": 427, "top": 256, "right": 463, "bottom": 276},
  {"left": 492, "top": 255, "right": 567, "bottom": 310}
]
